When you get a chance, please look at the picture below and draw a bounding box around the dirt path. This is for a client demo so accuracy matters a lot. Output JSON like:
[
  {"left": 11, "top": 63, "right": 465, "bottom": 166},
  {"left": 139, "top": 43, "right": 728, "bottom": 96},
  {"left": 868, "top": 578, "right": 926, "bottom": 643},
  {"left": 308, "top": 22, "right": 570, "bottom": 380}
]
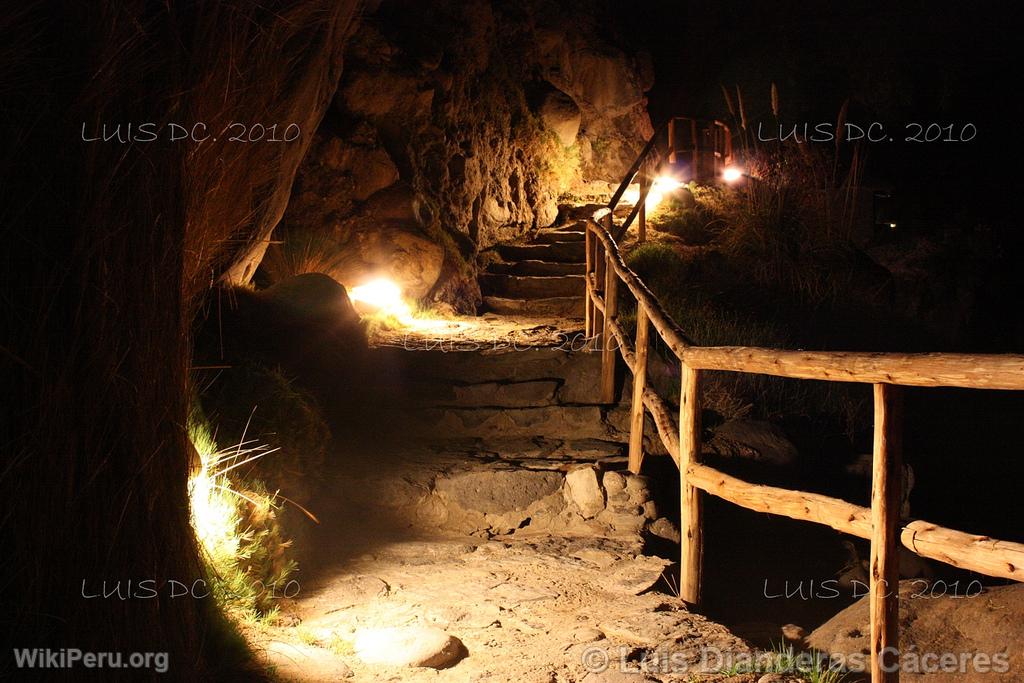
[
  {"left": 253, "top": 532, "right": 752, "bottom": 682},
  {"left": 245, "top": 250, "right": 757, "bottom": 681}
]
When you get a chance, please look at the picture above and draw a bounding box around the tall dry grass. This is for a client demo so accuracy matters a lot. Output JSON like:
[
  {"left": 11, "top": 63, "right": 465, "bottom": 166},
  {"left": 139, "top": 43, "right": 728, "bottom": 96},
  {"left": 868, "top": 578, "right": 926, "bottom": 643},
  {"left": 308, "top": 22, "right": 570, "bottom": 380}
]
[
  {"left": 260, "top": 229, "right": 345, "bottom": 284},
  {"left": 707, "top": 85, "right": 867, "bottom": 305}
]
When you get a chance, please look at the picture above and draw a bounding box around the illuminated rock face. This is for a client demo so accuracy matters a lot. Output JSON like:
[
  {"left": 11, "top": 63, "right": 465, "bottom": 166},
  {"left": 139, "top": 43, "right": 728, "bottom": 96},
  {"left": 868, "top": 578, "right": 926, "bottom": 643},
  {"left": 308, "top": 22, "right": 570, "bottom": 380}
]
[
  {"left": 565, "top": 466, "right": 606, "bottom": 519},
  {"left": 808, "top": 582, "right": 1024, "bottom": 681},
  {"left": 354, "top": 626, "right": 465, "bottom": 668},
  {"left": 270, "top": 0, "right": 653, "bottom": 310},
  {"left": 539, "top": 89, "right": 583, "bottom": 147}
]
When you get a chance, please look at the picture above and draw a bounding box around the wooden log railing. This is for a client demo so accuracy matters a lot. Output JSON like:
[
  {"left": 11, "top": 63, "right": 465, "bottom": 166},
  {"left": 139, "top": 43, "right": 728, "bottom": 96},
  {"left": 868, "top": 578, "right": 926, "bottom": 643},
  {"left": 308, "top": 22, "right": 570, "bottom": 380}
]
[{"left": 582, "top": 215, "right": 1024, "bottom": 683}]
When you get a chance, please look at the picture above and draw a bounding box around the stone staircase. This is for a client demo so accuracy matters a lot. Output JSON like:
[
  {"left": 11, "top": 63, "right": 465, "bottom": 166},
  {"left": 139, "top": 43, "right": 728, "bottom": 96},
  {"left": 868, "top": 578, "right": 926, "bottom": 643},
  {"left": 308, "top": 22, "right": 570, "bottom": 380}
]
[
  {"left": 480, "top": 222, "right": 587, "bottom": 317},
  {"left": 357, "top": 343, "right": 678, "bottom": 541},
  {"left": 374, "top": 343, "right": 629, "bottom": 444}
]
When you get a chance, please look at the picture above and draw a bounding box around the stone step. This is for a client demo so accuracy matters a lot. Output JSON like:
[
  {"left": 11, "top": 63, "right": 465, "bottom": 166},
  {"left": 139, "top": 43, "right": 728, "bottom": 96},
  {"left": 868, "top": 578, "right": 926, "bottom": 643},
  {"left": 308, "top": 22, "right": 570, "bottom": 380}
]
[
  {"left": 479, "top": 273, "right": 583, "bottom": 299},
  {"left": 434, "top": 437, "right": 627, "bottom": 462},
  {"left": 486, "top": 260, "right": 585, "bottom": 276},
  {"left": 370, "top": 346, "right": 601, "bottom": 400},
  {"left": 482, "top": 295, "right": 584, "bottom": 318},
  {"left": 333, "top": 440, "right": 658, "bottom": 539},
  {"left": 398, "top": 378, "right": 564, "bottom": 408},
  {"left": 395, "top": 405, "right": 628, "bottom": 441},
  {"left": 533, "top": 230, "right": 586, "bottom": 244},
  {"left": 496, "top": 242, "right": 585, "bottom": 263}
]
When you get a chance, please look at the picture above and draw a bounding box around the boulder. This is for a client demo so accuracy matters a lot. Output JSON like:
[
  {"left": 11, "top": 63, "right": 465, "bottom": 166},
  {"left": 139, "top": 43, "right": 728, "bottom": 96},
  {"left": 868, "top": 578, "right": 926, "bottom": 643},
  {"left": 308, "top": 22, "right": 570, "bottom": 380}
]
[
  {"left": 319, "top": 134, "right": 399, "bottom": 202},
  {"left": 565, "top": 466, "right": 605, "bottom": 518},
  {"left": 781, "top": 623, "right": 806, "bottom": 643},
  {"left": 535, "top": 197, "right": 560, "bottom": 229},
  {"left": 706, "top": 419, "right": 799, "bottom": 467},
  {"left": 623, "top": 474, "right": 653, "bottom": 505},
  {"left": 808, "top": 582, "right": 1024, "bottom": 681},
  {"left": 262, "top": 641, "right": 354, "bottom": 681},
  {"left": 263, "top": 272, "right": 362, "bottom": 328},
  {"left": 359, "top": 182, "right": 420, "bottom": 223},
  {"left": 573, "top": 626, "right": 605, "bottom": 642},
  {"left": 602, "top": 470, "right": 627, "bottom": 496},
  {"left": 339, "top": 67, "right": 433, "bottom": 122},
  {"left": 648, "top": 517, "right": 680, "bottom": 544},
  {"left": 435, "top": 469, "right": 563, "bottom": 515},
  {"left": 480, "top": 195, "right": 511, "bottom": 229},
  {"left": 548, "top": 46, "right": 645, "bottom": 116},
  {"left": 599, "top": 556, "right": 672, "bottom": 595},
  {"left": 328, "top": 221, "right": 444, "bottom": 300},
  {"left": 354, "top": 626, "right": 464, "bottom": 669},
  {"left": 204, "top": 274, "right": 369, "bottom": 400}
]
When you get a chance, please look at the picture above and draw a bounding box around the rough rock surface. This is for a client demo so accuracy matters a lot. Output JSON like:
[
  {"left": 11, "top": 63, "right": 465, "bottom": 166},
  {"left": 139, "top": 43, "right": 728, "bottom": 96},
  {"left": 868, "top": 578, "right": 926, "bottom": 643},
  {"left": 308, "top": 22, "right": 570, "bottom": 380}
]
[
  {"left": 354, "top": 626, "right": 465, "bottom": 668},
  {"left": 245, "top": 316, "right": 759, "bottom": 682},
  {"left": 329, "top": 339, "right": 663, "bottom": 541},
  {"left": 267, "top": 0, "right": 653, "bottom": 309},
  {"left": 262, "top": 640, "right": 354, "bottom": 681},
  {"left": 706, "top": 420, "right": 799, "bottom": 467},
  {"left": 566, "top": 466, "right": 606, "bottom": 519},
  {"left": 253, "top": 536, "right": 752, "bottom": 683},
  {"left": 808, "top": 581, "right": 1023, "bottom": 681},
  {"left": 539, "top": 89, "right": 583, "bottom": 146}
]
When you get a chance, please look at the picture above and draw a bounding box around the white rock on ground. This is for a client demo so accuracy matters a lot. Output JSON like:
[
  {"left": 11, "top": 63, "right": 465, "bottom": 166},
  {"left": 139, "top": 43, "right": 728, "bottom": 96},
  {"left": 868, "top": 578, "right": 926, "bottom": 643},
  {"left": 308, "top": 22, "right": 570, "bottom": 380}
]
[
  {"left": 262, "top": 641, "right": 353, "bottom": 681},
  {"left": 354, "top": 626, "right": 464, "bottom": 669},
  {"left": 565, "top": 466, "right": 606, "bottom": 518}
]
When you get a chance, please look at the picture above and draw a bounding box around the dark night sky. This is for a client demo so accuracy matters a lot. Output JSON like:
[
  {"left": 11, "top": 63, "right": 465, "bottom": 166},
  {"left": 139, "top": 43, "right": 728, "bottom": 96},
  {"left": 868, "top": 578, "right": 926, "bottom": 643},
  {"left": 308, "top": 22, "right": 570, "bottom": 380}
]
[{"left": 619, "top": 0, "right": 1023, "bottom": 231}]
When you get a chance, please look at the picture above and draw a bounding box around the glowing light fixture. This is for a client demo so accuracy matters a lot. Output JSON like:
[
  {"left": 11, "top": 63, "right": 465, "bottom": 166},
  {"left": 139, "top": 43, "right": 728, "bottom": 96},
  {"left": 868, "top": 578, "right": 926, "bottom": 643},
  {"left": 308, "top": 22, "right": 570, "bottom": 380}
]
[
  {"left": 347, "top": 277, "right": 476, "bottom": 333},
  {"left": 349, "top": 278, "right": 413, "bottom": 320},
  {"left": 722, "top": 166, "right": 745, "bottom": 184},
  {"left": 621, "top": 184, "right": 642, "bottom": 205},
  {"left": 621, "top": 175, "right": 684, "bottom": 212},
  {"left": 647, "top": 175, "right": 682, "bottom": 211}
]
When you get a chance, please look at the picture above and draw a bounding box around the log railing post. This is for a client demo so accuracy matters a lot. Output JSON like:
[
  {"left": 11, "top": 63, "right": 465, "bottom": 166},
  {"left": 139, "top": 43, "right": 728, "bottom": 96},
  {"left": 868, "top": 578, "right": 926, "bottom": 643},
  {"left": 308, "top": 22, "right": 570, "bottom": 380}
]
[
  {"left": 870, "top": 383, "right": 903, "bottom": 683},
  {"left": 600, "top": 249, "right": 618, "bottom": 404},
  {"left": 638, "top": 173, "right": 649, "bottom": 244},
  {"left": 628, "top": 303, "right": 650, "bottom": 473},
  {"left": 593, "top": 240, "right": 605, "bottom": 351},
  {"left": 584, "top": 223, "right": 593, "bottom": 337},
  {"left": 679, "top": 364, "right": 703, "bottom": 605}
]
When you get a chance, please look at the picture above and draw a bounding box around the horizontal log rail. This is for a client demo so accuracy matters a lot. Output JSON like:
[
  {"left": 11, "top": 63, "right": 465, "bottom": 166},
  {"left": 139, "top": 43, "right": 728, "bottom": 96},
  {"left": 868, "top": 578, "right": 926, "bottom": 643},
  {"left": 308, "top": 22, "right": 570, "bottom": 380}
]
[
  {"left": 582, "top": 199, "right": 1024, "bottom": 682},
  {"left": 685, "top": 462, "right": 1024, "bottom": 582},
  {"left": 682, "top": 346, "right": 1024, "bottom": 391}
]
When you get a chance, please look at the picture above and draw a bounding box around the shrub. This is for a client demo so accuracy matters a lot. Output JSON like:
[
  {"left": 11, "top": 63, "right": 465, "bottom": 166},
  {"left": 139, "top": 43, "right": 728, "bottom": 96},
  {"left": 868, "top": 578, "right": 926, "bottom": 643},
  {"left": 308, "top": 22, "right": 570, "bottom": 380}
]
[
  {"left": 623, "top": 241, "right": 867, "bottom": 430},
  {"left": 648, "top": 191, "right": 722, "bottom": 245},
  {"left": 708, "top": 86, "right": 867, "bottom": 307}
]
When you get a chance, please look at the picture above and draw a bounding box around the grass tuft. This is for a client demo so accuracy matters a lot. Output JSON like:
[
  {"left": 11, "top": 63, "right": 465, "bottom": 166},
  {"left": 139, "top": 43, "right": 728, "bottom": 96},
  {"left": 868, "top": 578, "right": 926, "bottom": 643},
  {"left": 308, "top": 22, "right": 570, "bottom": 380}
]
[
  {"left": 188, "top": 418, "right": 299, "bottom": 619},
  {"left": 717, "top": 642, "right": 849, "bottom": 682}
]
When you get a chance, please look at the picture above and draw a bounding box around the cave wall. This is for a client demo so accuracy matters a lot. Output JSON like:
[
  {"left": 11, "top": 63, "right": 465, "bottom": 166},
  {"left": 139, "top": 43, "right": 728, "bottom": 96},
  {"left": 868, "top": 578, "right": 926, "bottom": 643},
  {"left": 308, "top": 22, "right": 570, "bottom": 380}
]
[
  {"left": 1, "top": 3, "right": 357, "bottom": 678},
  {"left": 268, "top": 0, "right": 654, "bottom": 310}
]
